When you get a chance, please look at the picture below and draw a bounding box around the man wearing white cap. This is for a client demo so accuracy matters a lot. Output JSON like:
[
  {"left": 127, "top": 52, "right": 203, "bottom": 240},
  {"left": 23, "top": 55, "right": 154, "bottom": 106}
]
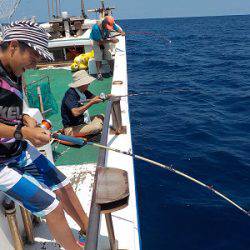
[
  {"left": 61, "top": 70, "right": 106, "bottom": 136},
  {"left": 0, "top": 20, "right": 88, "bottom": 249}
]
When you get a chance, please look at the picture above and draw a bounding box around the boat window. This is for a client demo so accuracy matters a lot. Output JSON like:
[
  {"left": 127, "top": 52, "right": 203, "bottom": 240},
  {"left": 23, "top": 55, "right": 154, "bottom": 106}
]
[
  {"left": 50, "top": 48, "right": 65, "bottom": 61},
  {"left": 65, "top": 46, "right": 84, "bottom": 60},
  {"left": 38, "top": 46, "right": 85, "bottom": 65}
]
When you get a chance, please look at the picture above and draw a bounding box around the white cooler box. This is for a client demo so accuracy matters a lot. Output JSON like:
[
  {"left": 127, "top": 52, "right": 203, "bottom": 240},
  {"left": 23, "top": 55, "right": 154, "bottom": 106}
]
[{"left": 88, "top": 58, "right": 111, "bottom": 75}]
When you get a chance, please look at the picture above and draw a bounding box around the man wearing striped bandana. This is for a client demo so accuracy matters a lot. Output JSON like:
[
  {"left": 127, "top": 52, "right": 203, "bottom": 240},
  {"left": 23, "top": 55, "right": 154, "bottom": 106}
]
[{"left": 0, "top": 20, "right": 88, "bottom": 250}]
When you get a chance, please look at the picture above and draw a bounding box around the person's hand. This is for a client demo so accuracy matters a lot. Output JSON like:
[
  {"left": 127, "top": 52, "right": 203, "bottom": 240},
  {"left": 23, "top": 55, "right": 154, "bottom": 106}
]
[
  {"left": 106, "top": 94, "right": 113, "bottom": 100},
  {"left": 22, "top": 127, "right": 51, "bottom": 147},
  {"left": 110, "top": 38, "right": 119, "bottom": 44},
  {"left": 90, "top": 96, "right": 103, "bottom": 105},
  {"left": 22, "top": 114, "right": 37, "bottom": 128},
  {"left": 120, "top": 31, "right": 126, "bottom": 36}
]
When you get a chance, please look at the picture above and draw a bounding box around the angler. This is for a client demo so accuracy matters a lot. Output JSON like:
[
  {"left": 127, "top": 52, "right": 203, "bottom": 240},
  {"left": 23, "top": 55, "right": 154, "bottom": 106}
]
[
  {"left": 61, "top": 70, "right": 111, "bottom": 137},
  {"left": 0, "top": 20, "right": 88, "bottom": 250},
  {"left": 90, "top": 15, "right": 125, "bottom": 80}
]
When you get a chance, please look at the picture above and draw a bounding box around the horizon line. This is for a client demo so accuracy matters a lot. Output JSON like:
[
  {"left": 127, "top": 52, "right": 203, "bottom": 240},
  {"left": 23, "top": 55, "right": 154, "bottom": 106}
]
[
  {"left": 6, "top": 12, "right": 250, "bottom": 24},
  {"left": 117, "top": 13, "right": 250, "bottom": 21}
]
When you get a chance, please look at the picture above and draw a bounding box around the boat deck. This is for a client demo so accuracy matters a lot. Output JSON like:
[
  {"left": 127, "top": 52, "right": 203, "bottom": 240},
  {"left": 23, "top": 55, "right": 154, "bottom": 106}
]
[
  {"left": 25, "top": 163, "right": 96, "bottom": 250},
  {"left": 24, "top": 69, "right": 112, "bottom": 166},
  {"left": 23, "top": 68, "right": 113, "bottom": 249},
  {"left": 20, "top": 36, "right": 140, "bottom": 250}
]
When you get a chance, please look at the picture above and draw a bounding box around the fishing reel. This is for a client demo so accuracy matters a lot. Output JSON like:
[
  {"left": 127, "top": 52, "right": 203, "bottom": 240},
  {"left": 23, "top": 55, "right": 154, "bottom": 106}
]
[
  {"left": 99, "top": 92, "right": 109, "bottom": 101},
  {"left": 39, "top": 119, "right": 52, "bottom": 130},
  {"left": 78, "top": 93, "right": 108, "bottom": 105}
]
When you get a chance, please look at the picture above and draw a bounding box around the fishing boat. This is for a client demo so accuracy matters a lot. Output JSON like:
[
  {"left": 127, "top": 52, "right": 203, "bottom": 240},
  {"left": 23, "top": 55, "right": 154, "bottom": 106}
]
[{"left": 0, "top": 1, "right": 141, "bottom": 249}]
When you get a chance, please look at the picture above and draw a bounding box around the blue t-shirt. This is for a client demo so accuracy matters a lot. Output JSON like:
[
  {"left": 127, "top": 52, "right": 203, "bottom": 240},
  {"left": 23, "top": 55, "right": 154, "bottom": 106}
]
[
  {"left": 90, "top": 23, "right": 119, "bottom": 41},
  {"left": 61, "top": 88, "right": 94, "bottom": 128}
]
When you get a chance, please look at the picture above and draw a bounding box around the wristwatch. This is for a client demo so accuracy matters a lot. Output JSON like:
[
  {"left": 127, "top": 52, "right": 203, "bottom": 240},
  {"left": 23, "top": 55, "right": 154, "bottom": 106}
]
[{"left": 14, "top": 123, "right": 23, "bottom": 140}]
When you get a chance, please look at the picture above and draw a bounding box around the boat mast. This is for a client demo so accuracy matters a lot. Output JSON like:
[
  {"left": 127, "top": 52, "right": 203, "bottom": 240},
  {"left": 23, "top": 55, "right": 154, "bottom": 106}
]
[
  {"left": 47, "top": 0, "right": 62, "bottom": 19},
  {"left": 101, "top": 0, "right": 105, "bottom": 19},
  {"left": 55, "top": 0, "right": 60, "bottom": 17},
  {"left": 88, "top": 0, "right": 115, "bottom": 20},
  {"left": 47, "top": 0, "right": 51, "bottom": 19},
  {"left": 51, "top": 0, "right": 54, "bottom": 17},
  {"left": 81, "top": 0, "right": 87, "bottom": 18}
]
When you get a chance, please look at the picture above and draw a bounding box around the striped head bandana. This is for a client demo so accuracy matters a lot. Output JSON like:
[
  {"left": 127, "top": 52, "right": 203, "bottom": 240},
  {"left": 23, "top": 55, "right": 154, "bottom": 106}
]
[{"left": 1, "top": 20, "right": 54, "bottom": 61}]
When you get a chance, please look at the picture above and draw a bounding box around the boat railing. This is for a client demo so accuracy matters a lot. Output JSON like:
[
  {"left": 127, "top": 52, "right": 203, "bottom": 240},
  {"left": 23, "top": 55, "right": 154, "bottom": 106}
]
[
  {"left": 25, "top": 75, "right": 58, "bottom": 118},
  {"left": 28, "top": 75, "right": 50, "bottom": 86},
  {"left": 85, "top": 97, "right": 129, "bottom": 250}
]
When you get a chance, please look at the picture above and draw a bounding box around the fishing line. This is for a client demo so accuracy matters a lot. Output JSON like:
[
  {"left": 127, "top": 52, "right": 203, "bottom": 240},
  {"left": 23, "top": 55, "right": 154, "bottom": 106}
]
[
  {"left": 117, "top": 88, "right": 198, "bottom": 98},
  {"left": 127, "top": 30, "right": 172, "bottom": 44},
  {"left": 51, "top": 133, "right": 250, "bottom": 217},
  {"left": 79, "top": 88, "right": 198, "bottom": 104},
  {"left": 108, "top": 31, "right": 171, "bottom": 45}
]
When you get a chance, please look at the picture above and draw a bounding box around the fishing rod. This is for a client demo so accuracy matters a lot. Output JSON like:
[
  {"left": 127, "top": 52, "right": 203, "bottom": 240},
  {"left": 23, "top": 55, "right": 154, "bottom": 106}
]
[
  {"left": 49, "top": 131, "right": 249, "bottom": 216},
  {"left": 117, "top": 88, "right": 198, "bottom": 98},
  {"left": 78, "top": 88, "right": 198, "bottom": 105},
  {"left": 108, "top": 31, "right": 172, "bottom": 44}
]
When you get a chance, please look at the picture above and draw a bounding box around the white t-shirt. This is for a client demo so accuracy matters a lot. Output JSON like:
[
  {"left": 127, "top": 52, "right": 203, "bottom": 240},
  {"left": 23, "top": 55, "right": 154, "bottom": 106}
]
[{"left": 75, "top": 88, "right": 91, "bottom": 124}]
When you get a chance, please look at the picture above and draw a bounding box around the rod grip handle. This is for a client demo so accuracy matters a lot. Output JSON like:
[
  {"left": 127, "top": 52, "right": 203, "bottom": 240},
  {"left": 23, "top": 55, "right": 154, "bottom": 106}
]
[{"left": 52, "top": 134, "right": 85, "bottom": 146}]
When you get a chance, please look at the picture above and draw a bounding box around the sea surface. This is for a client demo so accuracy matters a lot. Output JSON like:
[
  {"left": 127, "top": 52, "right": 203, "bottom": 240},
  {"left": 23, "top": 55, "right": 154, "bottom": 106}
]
[{"left": 119, "top": 15, "right": 250, "bottom": 250}]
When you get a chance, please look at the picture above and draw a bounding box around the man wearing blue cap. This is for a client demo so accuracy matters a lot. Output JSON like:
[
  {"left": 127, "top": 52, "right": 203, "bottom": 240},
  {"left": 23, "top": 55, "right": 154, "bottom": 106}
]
[{"left": 0, "top": 20, "right": 88, "bottom": 249}]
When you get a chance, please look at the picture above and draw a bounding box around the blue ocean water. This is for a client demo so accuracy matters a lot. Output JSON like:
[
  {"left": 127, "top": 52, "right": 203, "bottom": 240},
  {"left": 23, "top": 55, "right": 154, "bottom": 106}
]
[{"left": 119, "top": 15, "right": 250, "bottom": 250}]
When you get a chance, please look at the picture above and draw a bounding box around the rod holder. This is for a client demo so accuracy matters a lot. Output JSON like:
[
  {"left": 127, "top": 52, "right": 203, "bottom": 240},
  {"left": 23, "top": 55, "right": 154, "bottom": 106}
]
[
  {"left": 110, "top": 98, "right": 126, "bottom": 135},
  {"left": 2, "top": 198, "right": 23, "bottom": 250},
  {"left": 105, "top": 213, "right": 117, "bottom": 250},
  {"left": 37, "top": 85, "right": 45, "bottom": 116}
]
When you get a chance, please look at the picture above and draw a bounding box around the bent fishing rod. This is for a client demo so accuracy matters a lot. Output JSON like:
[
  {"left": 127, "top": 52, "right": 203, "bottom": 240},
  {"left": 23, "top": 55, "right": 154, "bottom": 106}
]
[{"left": 50, "top": 132, "right": 249, "bottom": 217}]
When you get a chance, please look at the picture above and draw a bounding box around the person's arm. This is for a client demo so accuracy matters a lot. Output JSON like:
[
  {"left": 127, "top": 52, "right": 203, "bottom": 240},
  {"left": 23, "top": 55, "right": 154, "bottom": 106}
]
[
  {"left": 71, "top": 96, "right": 103, "bottom": 117},
  {"left": 114, "top": 23, "right": 125, "bottom": 36},
  {"left": 0, "top": 123, "right": 50, "bottom": 147}
]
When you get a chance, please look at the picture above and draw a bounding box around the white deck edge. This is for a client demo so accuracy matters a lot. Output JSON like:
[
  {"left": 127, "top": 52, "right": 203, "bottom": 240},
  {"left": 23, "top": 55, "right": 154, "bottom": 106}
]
[
  {"left": 98, "top": 36, "right": 141, "bottom": 250},
  {"left": 0, "top": 35, "right": 141, "bottom": 250}
]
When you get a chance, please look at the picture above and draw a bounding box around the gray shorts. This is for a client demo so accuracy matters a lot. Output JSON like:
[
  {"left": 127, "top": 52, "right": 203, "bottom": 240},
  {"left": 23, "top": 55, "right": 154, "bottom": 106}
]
[{"left": 92, "top": 41, "right": 113, "bottom": 61}]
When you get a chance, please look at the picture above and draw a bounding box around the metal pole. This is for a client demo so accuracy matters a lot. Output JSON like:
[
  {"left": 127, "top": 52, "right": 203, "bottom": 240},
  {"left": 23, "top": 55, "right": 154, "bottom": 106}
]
[
  {"left": 2, "top": 199, "right": 23, "bottom": 250},
  {"left": 85, "top": 193, "right": 102, "bottom": 250},
  {"left": 81, "top": 0, "right": 86, "bottom": 17},
  {"left": 37, "top": 86, "right": 45, "bottom": 117},
  {"left": 101, "top": 0, "right": 105, "bottom": 19},
  {"left": 52, "top": 0, "right": 54, "bottom": 17},
  {"left": 20, "top": 207, "right": 34, "bottom": 244},
  {"left": 85, "top": 101, "right": 112, "bottom": 250},
  {"left": 58, "top": 0, "right": 61, "bottom": 16},
  {"left": 111, "top": 98, "right": 123, "bottom": 134},
  {"left": 105, "top": 213, "right": 117, "bottom": 250},
  {"left": 56, "top": 0, "right": 59, "bottom": 17},
  {"left": 56, "top": 0, "right": 60, "bottom": 17},
  {"left": 47, "top": 0, "right": 51, "bottom": 19}
]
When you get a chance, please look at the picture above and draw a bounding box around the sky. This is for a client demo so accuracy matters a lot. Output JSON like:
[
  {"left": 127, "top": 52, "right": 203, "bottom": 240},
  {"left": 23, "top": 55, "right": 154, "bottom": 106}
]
[{"left": 7, "top": 0, "right": 250, "bottom": 22}]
